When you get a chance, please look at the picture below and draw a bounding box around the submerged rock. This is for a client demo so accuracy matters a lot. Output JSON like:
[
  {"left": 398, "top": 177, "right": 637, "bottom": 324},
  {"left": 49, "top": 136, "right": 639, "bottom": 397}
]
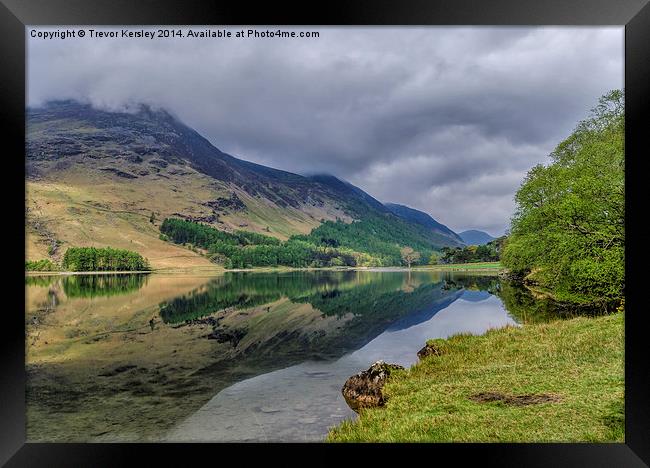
[
  {"left": 417, "top": 342, "right": 444, "bottom": 359},
  {"left": 342, "top": 360, "right": 404, "bottom": 412}
]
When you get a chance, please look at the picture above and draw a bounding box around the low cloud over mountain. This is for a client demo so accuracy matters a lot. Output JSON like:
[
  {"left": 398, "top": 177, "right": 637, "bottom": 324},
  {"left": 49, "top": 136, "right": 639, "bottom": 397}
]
[{"left": 28, "top": 27, "right": 622, "bottom": 234}]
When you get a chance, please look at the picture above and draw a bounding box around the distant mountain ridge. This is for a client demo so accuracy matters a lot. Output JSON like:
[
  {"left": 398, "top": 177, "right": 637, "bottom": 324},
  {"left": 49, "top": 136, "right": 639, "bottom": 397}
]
[
  {"left": 458, "top": 230, "right": 495, "bottom": 245},
  {"left": 384, "top": 203, "right": 464, "bottom": 245}
]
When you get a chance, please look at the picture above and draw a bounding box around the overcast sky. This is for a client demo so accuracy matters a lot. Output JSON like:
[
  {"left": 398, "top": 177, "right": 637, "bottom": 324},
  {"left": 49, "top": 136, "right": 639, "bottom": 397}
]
[{"left": 27, "top": 26, "right": 623, "bottom": 236}]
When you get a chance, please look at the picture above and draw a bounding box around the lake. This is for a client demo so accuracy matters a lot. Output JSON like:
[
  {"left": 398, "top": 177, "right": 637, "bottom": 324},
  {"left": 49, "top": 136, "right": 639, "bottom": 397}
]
[{"left": 25, "top": 270, "right": 589, "bottom": 442}]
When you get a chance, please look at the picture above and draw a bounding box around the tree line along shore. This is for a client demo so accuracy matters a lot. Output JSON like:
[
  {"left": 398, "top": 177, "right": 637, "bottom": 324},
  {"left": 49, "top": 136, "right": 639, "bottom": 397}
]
[{"left": 25, "top": 217, "right": 505, "bottom": 273}]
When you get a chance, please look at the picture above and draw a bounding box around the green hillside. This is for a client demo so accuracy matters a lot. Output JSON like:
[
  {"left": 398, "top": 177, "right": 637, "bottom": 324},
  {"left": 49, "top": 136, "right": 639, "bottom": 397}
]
[{"left": 161, "top": 214, "right": 452, "bottom": 268}]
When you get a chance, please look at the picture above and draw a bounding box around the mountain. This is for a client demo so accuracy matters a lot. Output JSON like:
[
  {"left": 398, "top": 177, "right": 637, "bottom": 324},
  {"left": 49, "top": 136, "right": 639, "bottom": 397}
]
[
  {"left": 27, "top": 101, "right": 372, "bottom": 216},
  {"left": 26, "top": 101, "right": 460, "bottom": 269},
  {"left": 309, "top": 174, "right": 389, "bottom": 213},
  {"left": 384, "top": 203, "right": 464, "bottom": 246},
  {"left": 458, "top": 230, "right": 495, "bottom": 245}
]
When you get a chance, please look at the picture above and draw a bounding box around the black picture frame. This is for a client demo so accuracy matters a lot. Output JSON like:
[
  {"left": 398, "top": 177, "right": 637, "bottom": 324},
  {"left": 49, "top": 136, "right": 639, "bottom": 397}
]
[{"left": 2, "top": 0, "right": 649, "bottom": 465}]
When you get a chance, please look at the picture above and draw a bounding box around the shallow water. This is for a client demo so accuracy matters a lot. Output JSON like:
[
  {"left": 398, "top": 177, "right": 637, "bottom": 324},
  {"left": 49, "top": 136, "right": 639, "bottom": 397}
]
[{"left": 25, "top": 270, "right": 571, "bottom": 442}]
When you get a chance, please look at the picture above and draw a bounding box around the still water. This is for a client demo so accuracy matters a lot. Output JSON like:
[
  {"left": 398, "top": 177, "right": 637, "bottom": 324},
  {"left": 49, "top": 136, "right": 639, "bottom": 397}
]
[{"left": 25, "top": 270, "right": 577, "bottom": 442}]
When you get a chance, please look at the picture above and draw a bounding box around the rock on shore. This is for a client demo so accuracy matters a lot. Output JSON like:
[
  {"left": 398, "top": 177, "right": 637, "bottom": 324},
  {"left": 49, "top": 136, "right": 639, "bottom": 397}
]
[
  {"left": 417, "top": 342, "right": 444, "bottom": 359},
  {"left": 341, "top": 360, "right": 404, "bottom": 412}
]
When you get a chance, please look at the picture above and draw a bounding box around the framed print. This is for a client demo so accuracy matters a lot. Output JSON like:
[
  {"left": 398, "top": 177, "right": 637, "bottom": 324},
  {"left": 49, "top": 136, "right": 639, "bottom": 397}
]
[{"left": 2, "top": 0, "right": 649, "bottom": 465}]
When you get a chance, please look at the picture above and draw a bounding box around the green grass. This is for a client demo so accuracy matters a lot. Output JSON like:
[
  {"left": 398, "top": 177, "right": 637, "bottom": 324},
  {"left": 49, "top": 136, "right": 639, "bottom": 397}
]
[
  {"left": 25, "top": 259, "right": 60, "bottom": 271},
  {"left": 328, "top": 312, "right": 624, "bottom": 442}
]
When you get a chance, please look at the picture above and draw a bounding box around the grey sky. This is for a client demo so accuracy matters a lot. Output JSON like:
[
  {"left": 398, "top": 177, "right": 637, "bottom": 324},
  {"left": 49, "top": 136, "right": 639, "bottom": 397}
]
[{"left": 27, "top": 26, "right": 623, "bottom": 236}]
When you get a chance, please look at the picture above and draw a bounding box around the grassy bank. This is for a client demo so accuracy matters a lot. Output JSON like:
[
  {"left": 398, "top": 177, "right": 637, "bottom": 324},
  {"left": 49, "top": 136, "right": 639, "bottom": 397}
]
[{"left": 328, "top": 311, "right": 623, "bottom": 442}]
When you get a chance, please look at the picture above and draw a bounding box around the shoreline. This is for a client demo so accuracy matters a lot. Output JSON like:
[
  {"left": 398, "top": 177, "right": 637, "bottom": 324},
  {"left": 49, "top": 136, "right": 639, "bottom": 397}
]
[
  {"left": 26, "top": 262, "right": 503, "bottom": 276},
  {"left": 328, "top": 311, "right": 624, "bottom": 442}
]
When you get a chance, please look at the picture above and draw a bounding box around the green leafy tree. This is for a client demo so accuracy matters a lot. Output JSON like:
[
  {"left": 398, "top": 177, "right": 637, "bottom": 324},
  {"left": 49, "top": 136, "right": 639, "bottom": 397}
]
[
  {"left": 400, "top": 246, "right": 420, "bottom": 268},
  {"left": 501, "top": 90, "right": 624, "bottom": 306},
  {"left": 62, "top": 247, "right": 150, "bottom": 272},
  {"left": 428, "top": 252, "right": 440, "bottom": 265},
  {"left": 440, "top": 237, "right": 504, "bottom": 264}
]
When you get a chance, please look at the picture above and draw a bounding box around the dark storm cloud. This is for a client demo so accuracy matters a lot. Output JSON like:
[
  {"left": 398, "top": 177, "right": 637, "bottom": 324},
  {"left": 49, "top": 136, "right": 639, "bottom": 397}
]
[{"left": 27, "top": 27, "right": 623, "bottom": 234}]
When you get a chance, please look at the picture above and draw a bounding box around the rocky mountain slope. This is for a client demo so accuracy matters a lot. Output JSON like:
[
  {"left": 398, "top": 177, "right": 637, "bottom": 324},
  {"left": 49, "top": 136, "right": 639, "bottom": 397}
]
[{"left": 26, "top": 101, "right": 462, "bottom": 269}]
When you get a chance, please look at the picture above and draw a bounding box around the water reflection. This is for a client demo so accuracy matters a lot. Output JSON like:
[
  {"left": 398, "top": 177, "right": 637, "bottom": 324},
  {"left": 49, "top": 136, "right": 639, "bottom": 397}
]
[
  {"left": 158, "top": 271, "right": 423, "bottom": 324},
  {"left": 25, "top": 275, "right": 59, "bottom": 288},
  {"left": 63, "top": 273, "right": 149, "bottom": 298},
  {"left": 496, "top": 280, "right": 611, "bottom": 323},
  {"left": 26, "top": 273, "right": 149, "bottom": 298},
  {"left": 25, "top": 270, "right": 605, "bottom": 442},
  {"left": 166, "top": 292, "right": 514, "bottom": 442}
]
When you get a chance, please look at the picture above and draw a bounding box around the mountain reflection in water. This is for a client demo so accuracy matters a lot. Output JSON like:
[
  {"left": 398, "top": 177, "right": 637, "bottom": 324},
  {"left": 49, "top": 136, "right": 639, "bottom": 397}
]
[{"left": 25, "top": 270, "right": 598, "bottom": 442}]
